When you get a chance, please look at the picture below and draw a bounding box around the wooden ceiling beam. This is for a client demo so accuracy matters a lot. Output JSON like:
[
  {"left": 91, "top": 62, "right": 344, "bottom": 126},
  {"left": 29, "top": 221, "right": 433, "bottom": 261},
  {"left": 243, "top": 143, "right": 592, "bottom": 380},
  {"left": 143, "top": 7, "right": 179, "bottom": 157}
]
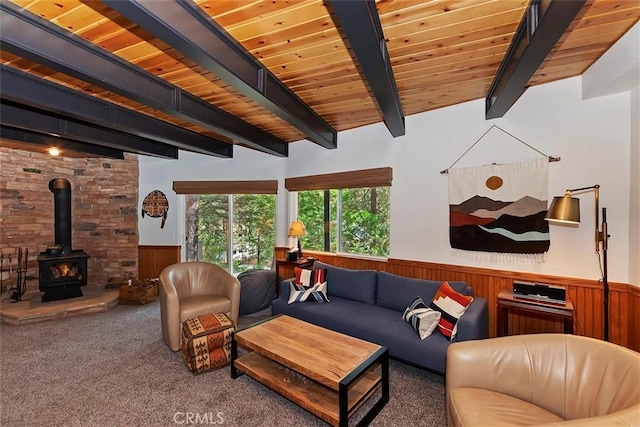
[
  {"left": 0, "top": 65, "right": 230, "bottom": 158},
  {"left": 104, "top": 0, "right": 337, "bottom": 149},
  {"left": 485, "top": 0, "right": 586, "bottom": 119},
  {"left": 1, "top": 101, "right": 175, "bottom": 159},
  {"left": 326, "top": 0, "right": 405, "bottom": 137},
  {"left": 0, "top": 2, "right": 286, "bottom": 157},
  {"left": 0, "top": 127, "right": 126, "bottom": 160}
]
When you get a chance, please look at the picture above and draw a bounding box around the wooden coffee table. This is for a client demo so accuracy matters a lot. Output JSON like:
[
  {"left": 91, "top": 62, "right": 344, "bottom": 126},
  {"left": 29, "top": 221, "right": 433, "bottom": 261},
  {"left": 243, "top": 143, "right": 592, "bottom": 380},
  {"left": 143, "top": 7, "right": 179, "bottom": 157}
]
[{"left": 231, "top": 315, "right": 389, "bottom": 426}]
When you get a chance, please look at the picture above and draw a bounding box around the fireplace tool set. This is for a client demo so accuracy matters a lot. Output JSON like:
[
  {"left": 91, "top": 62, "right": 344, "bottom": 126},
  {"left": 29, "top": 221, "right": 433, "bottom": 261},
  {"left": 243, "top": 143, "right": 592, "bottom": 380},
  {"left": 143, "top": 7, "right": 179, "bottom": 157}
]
[{"left": 0, "top": 248, "right": 29, "bottom": 302}]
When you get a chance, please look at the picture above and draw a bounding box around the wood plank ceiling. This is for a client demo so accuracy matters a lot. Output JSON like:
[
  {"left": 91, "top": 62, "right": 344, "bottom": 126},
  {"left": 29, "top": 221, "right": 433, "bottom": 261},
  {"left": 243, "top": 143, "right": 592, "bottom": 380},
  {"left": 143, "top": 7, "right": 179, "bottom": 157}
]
[{"left": 1, "top": 0, "right": 638, "bottom": 158}]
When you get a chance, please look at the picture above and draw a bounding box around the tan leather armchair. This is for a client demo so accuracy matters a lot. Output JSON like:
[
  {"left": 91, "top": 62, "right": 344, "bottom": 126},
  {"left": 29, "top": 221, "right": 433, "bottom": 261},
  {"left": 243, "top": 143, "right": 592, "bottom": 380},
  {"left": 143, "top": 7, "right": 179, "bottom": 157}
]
[
  {"left": 159, "top": 261, "right": 240, "bottom": 352},
  {"left": 446, "top": 334, "right": 640, "bottom": 426}
]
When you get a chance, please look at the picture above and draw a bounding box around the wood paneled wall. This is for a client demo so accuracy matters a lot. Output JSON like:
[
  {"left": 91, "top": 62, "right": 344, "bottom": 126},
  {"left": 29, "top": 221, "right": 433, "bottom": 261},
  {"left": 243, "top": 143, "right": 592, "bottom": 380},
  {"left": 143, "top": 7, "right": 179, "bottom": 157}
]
[
  {"left": 276, "top": 248, "right": 639, "bottom": 351},
  {"left": 138, "top": 245, "right": 181, "bottom": 280}
]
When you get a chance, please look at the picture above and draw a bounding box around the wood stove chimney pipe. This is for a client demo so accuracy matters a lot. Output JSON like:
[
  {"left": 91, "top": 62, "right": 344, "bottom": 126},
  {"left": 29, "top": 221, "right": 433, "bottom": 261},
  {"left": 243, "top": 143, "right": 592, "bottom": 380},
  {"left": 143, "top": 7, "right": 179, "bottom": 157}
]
[{"left": 49, "top": 178, "right": 72, "bottom": 256}]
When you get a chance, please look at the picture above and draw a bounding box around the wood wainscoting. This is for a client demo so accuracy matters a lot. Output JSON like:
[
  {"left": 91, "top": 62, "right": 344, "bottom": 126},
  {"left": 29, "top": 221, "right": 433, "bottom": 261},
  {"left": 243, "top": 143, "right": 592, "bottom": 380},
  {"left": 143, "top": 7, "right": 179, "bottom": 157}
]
[
  {"left": 276, "top": 248, "right": 639, "bottom": 351},
  {"left": 138, "top": 245, "right": 181, "bottom": 280}
]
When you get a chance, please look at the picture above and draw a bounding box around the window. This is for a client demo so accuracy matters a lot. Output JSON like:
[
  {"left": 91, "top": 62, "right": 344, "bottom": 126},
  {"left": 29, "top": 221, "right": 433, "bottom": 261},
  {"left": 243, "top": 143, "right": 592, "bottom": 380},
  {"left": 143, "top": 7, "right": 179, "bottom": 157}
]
[
  {"left": 339, "top": 187, "right": 390, "bottom": 256},
  {"left": 184, "top": 194, "right": 275, "bottom": 273},
  {"left": 298, "top": 188, "right": 390, "bottom": 256},
  {"left": 174, "top": 181, "right": 277, "bottom": 274},
  {"left": 298, "top": 190, "right": 335, "bottom": 252},
  {"left": 286, "top": 168, "right": 391, "bottom": 257}
]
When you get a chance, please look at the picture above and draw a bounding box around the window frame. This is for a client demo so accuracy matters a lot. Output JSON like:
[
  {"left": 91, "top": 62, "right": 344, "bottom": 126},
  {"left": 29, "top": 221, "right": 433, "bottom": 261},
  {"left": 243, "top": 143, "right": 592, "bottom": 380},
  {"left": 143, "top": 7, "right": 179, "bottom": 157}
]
[
  {"left": 287, "top": 168, "right": 392, "bottom": 259},
  {"left": 174, "top": 180, "right": 278, "bottom": 273}
]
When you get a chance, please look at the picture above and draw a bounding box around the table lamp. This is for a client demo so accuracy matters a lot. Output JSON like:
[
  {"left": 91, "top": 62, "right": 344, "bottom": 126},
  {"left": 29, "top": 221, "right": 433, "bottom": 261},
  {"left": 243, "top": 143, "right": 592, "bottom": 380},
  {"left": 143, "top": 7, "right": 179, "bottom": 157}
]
[{"left": 288, "top": 220, "right": 307, "bottom": 260}]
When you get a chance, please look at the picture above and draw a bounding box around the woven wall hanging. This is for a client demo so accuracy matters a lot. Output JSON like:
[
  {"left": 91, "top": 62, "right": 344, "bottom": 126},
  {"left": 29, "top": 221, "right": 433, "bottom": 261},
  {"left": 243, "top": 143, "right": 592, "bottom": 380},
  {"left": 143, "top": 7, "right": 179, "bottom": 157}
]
[
  {"left": 142, "top": 190, "right": 169, "bottom": 229},
  {"left": 441, "top": 125, "right": 560, "bottom": 263}
]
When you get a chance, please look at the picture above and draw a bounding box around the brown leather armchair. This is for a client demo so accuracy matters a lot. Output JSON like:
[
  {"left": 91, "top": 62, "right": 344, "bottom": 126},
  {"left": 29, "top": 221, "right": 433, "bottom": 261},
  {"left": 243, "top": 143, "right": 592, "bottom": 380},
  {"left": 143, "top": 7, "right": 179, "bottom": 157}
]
[
  {"left": 159, "top": 261, "right": 240, "bottom": 351},
  {"left": 446, "top": 334, "right": 640, "bottom": 426}
]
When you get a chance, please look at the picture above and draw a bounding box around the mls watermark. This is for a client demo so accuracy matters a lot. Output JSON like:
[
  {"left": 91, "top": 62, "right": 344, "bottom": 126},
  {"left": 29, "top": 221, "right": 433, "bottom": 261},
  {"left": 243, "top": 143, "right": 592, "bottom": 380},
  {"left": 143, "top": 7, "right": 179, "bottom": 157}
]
[{"left": 173, "top": 412, "right": 224, "bottom": 425}]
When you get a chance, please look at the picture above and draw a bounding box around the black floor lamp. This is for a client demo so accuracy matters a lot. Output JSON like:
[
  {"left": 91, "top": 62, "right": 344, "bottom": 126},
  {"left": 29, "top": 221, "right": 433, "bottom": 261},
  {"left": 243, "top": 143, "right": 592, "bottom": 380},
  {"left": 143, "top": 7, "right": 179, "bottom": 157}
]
[{"left": 545, "top": 184, "right": 610, "bottom": 341}]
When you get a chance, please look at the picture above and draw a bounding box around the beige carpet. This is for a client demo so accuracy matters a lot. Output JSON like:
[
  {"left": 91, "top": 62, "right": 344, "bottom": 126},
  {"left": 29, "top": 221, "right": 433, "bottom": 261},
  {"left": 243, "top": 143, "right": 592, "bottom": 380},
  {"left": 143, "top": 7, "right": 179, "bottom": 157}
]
[{"left": 0, "top": 301, "right": 446, "bottom": 426}]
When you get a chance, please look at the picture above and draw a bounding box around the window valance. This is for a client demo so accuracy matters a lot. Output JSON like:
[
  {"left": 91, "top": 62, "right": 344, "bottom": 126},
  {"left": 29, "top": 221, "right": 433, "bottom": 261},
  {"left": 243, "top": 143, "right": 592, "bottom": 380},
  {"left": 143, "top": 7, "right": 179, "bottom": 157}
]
[
  {"left": 285, "top": 167, "right": 392, "bottom": 191},
  {"left": 173, "top": 180, "right": 278, "bottom": 195}
]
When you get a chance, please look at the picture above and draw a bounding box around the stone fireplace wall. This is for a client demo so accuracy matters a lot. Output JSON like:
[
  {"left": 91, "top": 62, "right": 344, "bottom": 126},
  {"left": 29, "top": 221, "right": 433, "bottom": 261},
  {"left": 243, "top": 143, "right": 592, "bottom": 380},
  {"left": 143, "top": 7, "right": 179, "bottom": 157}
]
[{"left": 0, "top": 147, "right": 139, "bottom": 295}]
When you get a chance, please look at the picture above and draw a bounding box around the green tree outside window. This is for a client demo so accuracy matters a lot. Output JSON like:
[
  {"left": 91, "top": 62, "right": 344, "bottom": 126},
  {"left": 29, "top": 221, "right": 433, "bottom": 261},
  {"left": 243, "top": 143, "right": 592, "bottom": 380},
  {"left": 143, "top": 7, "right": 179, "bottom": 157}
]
[
  {"left": 185, "top": 194, "right": 275, "bottom": 273},
  {"left": 298, "top": 187, "right": 389, "bottom": 257}
]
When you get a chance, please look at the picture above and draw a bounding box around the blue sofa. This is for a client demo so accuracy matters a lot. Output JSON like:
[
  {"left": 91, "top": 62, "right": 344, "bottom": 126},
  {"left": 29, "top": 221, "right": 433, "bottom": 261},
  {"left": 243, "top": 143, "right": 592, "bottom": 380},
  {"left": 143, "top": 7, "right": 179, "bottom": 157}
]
[{"left": 271, "top": 261, "right": 488, "bottom": 374}]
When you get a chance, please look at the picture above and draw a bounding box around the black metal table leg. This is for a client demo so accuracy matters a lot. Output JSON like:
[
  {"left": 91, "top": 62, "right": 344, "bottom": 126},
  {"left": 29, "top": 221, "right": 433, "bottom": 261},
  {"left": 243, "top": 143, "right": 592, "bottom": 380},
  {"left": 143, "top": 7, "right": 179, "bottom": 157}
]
[
  {"left": 356, "top": 349, "right": 389, "bottom": 427},
  {"left": 230, "top": 332, "right": 241, "bottom": 379}
]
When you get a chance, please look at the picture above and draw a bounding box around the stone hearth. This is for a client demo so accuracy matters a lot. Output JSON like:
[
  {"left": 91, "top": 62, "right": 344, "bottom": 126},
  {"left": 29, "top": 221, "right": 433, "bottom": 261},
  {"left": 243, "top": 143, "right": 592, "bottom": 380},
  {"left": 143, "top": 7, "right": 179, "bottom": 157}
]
[{"left": 0, "top": 287, "right": 119, "bottom": 326}]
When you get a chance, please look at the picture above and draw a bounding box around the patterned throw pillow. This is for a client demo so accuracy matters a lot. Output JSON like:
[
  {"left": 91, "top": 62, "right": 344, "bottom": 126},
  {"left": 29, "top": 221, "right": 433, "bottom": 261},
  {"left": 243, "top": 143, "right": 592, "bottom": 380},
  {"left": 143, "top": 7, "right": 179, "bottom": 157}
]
[
  {"left": 429, "top": 281, "right": 473, "bottom": 340},
  {"left": 294, "top": 267, "right": 326, "bottom": 286},
  {"left": 403, "top": 296, "right": 442, "bottom": 340},
  {"left": 288, "top": 282, "right": 330, "bottom": 304}
]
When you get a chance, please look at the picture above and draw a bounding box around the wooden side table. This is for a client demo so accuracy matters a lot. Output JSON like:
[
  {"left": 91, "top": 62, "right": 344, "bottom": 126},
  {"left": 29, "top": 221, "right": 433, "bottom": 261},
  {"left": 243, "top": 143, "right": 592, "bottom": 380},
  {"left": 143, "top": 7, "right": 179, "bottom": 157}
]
[
  {"left": 274, "top": 258, "right": 314, "bottom": 296},
  {"left": 497, "top": 289, "right": 575, "bottom": 337}
]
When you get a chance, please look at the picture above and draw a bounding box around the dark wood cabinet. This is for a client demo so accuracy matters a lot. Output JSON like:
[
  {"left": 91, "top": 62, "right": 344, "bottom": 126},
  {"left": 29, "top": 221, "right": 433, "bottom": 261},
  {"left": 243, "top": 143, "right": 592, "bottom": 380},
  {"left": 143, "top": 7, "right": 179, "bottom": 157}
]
[{"left": 497, "top": 289, "right": 575, "bottom": 336}]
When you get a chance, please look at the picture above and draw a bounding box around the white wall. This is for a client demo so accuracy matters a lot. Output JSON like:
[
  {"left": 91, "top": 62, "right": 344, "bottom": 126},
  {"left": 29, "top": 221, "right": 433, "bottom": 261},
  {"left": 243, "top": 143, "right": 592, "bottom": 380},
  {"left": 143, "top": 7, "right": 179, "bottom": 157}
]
[
  {"left": 582, "top": 22, "right": 639, "bottom": 100},
  {"left": 139, "top": 51, "right": 637, "bottom": 286},
  {"left": 286, "top": 76, "right": 632, "bottom": 283},
  {"left": 582, "top": 22, "right": 639, "bottom": 286},
  {"left": 138, "top": 146, "right": 287, "bottom": 251}
]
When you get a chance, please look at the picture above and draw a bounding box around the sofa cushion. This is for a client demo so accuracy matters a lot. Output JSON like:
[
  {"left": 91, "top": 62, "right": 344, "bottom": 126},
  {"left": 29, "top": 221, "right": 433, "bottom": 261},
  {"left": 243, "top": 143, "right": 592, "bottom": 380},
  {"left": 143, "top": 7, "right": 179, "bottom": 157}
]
[
  {"left": 377, "top": 271, "right": 470, "bottom": 312},
  {"left": 430, "top": 281, "right": 473, "bottom": 340},
  {"left": 288, "top": 282, "right": 329, "bottom": 304},
  {"left": 313, "top": 261, "right": 377, "bottom": 304},
  {"left": 403, "top": 296, "right": 441, "bottom": 339}
]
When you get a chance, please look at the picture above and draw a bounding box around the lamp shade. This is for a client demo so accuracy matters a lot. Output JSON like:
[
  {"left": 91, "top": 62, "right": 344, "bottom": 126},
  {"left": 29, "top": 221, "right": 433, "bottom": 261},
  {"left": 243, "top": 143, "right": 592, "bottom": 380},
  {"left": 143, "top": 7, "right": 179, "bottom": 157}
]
[
  {"left": 545, "top": 195, "right": 580, "bottom": 224},
  {"left": 288, "top": 220, "right": 307, "bottom": 237}
]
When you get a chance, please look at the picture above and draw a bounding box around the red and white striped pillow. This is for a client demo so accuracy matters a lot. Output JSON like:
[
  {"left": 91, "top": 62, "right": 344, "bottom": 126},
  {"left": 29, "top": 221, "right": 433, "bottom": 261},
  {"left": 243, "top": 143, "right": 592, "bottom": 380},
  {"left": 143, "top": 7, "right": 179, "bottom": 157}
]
[
  {"left": 294, "top": 267, "right": 326, "bottom": 287},
  {"left": 429, "top": 281, "right": 473, "bottom": 340}
]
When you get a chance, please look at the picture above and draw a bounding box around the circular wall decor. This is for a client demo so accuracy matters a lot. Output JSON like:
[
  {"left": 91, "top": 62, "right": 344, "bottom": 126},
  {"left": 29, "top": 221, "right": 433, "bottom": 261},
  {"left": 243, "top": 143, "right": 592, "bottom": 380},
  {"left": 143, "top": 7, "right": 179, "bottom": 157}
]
[
  {"left": 142, "top": 190, "right": 169, "bottom": 229},
  {"left": 485, "top": 175, "right": 504, "bottom": 191}
]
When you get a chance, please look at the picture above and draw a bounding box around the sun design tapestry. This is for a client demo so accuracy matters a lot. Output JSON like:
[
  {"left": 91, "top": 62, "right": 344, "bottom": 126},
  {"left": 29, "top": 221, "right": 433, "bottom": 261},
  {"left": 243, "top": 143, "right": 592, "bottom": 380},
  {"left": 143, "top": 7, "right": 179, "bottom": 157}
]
[{"left": 449, "top": 159, "right": 550, "bottom": 260}]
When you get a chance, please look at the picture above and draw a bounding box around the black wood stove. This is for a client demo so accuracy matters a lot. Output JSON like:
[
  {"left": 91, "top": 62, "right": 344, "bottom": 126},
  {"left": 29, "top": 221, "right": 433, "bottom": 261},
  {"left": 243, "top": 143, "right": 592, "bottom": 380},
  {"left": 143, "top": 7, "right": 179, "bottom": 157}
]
[{"left": 37, "top": 178, "right": 89, "bottom": 302}]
